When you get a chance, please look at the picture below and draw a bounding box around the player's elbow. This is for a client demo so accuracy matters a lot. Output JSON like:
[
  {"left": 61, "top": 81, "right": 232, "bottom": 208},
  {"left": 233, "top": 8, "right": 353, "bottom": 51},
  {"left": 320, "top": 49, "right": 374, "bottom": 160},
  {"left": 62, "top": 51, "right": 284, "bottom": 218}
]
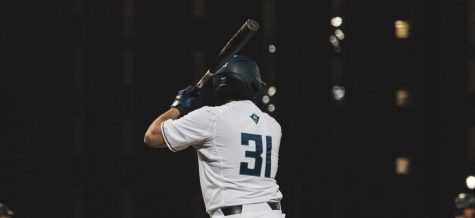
[
  {"left": 144, "top": 133, "right": 166, "bottom": 149},
  {"left": 143, "top": 134, "right": 155, "bottom": 146}
]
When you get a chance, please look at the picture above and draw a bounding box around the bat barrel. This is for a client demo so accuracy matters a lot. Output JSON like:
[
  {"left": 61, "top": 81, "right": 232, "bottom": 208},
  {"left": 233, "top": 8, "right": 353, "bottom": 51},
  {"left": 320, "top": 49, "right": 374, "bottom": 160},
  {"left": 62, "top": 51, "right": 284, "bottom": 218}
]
[{"left": 195, "top": 19, "right": 260, "bottom": 89}]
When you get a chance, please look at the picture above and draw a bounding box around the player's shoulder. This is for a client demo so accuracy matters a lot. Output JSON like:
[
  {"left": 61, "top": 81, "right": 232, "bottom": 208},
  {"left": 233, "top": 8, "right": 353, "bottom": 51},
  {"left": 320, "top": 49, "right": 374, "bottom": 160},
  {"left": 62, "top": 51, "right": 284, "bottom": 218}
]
[
  {"left": 262, "top": 112, "right": 279, "bottom": 123},
  {"left": 262, "top": 112, "right": 282, "bottom": 131},
  {"left": 188, "top": 104, "right": 229, "bottom": 119},
  {"left": 201, "top": 100, "right": 242, "bottom": 114},
  {"left": 199, "top": 103, "right": 229, "bottom": 113},
  {"left": 244, "top": 100, "right": 282, "bottom": 132}
]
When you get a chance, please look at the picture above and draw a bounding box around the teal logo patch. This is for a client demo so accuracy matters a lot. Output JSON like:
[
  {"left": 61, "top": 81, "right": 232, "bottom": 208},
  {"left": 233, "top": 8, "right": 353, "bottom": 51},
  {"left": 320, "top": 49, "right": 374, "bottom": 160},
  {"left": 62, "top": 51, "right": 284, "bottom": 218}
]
[{"left": 250, "top": 114, "right": 260, "bottom": 124}]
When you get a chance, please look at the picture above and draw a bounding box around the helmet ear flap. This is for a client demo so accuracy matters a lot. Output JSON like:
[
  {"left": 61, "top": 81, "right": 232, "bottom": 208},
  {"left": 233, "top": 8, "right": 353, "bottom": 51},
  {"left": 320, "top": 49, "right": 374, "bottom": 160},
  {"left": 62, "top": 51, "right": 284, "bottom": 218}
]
[
  {"left": 251, "top": 82, "right": 260, "bottom": 94},
  {"left": 253, "top": 80, "right": 266, "bottom": 95}
]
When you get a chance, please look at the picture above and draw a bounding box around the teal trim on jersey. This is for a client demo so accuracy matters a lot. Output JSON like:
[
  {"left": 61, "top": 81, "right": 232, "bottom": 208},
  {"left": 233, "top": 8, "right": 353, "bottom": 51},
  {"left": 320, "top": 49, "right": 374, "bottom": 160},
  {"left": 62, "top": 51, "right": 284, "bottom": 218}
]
[
  {"left": 265, "top": 136, "right": 272, "bottom": 178},
  {"left": 239, "top": 133, "right": 263, "bottom": 177},
  {"left": 161, "top": 122, "right": 177, "bottom": 152}
]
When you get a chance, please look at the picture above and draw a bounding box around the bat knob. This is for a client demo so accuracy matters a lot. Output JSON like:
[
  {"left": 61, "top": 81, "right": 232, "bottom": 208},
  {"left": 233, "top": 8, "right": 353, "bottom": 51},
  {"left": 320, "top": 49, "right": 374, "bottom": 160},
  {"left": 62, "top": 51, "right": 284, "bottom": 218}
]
[{"left": 246, "top": 19, "right": 260, "bottom": 31}]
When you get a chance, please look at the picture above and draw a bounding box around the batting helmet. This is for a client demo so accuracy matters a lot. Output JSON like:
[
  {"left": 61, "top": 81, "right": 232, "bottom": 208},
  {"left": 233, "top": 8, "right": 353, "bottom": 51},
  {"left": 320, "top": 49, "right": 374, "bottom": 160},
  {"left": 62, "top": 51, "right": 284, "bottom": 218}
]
[
  {"left": 212, "top": 55, "right": 266, "bottom": 104},
  {"left": 0, "top": 203, "right": 14, "bottom": 217},
  {"left": 455, "top": 193, "right": 475, "bottom": 216}
]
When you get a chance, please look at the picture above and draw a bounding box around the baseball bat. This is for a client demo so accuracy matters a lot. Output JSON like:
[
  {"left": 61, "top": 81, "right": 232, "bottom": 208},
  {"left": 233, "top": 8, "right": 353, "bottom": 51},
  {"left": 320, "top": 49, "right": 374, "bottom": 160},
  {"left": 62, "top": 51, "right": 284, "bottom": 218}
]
[{"left": 195, "top": 19, "right": 260, "bottom": 89}]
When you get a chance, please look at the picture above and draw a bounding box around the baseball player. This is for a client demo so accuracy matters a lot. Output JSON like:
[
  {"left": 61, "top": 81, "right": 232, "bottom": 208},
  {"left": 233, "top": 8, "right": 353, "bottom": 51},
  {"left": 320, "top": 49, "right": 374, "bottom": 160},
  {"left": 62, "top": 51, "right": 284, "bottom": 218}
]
[
  {"left": 455, "top": 193, "right": 475, "bottom": 218},
  {"left": 144, "top": 55, "right": 284, "bottom": 218}
]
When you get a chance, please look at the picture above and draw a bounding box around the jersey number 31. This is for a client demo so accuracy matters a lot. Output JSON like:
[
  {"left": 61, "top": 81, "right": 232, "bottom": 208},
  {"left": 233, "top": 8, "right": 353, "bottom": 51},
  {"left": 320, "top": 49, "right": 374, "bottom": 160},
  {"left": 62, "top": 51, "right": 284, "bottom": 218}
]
[{"left": 240, "top": 133, "right": 272, "bottom": 178}]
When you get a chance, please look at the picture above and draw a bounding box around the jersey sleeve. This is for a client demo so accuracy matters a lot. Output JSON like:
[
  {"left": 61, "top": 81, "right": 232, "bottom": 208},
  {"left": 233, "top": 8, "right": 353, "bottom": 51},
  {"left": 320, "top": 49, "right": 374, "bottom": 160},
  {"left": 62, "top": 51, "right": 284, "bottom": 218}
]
[{"left": 160, "top": 107, "right": 214, "bottom": 152}]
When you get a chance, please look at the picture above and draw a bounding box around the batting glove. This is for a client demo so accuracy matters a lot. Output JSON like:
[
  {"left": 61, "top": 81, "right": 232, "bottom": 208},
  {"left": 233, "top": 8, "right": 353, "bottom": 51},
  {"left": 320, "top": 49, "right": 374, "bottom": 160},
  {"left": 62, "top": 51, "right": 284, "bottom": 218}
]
[{"left": 171, "top": 85, "right": 200, "bottom": 116}]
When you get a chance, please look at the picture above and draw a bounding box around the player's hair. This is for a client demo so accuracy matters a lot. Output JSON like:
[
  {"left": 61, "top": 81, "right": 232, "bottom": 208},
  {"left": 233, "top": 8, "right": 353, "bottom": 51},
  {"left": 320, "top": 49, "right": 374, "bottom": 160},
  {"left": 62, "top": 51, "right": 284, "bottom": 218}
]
[{"left": 212, "top": 55, "right": 266, "bottom": 104}]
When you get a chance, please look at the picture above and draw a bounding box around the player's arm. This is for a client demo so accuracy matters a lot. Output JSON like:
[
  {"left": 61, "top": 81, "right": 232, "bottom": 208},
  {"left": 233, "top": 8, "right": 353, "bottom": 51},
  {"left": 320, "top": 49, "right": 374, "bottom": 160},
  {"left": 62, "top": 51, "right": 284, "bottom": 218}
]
[
  {"left": 144, "top": 86, "right": 199, "bottom": 148},
  {"left": 144, "top": 108, "right": 180, "bottom": 148}
]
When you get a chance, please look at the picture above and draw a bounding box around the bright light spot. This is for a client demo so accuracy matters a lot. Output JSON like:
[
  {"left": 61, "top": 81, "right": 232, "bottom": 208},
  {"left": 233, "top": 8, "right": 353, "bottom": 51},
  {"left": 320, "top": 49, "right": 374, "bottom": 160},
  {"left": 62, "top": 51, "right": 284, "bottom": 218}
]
[
  {"left": 395, "top": 157, "right": 410, "bottom": 175},
  {"left": 331, "top": 16, "right": 343, "bottom": 27},
  {"left": 268, "top": 44, "right": 276, "bottom": 53},
  {"left": 395, "top": 89, "right": 410, "bottom": 107},
  {"left": 332, "top": 85, "right": 345, "bottom": 101},
  {"left": 335, "top": 29, "right": 345, "bottom": 40},
  {"left": 466, "top": 176, "right": 475, "bottom": 189},
  {"left": 329, "top": 35, "right": 339, "bottom": 47},
  {"left": 267, "top": 104, "right": 275, "bottom": 113},
  {"left": 459, "top": 193, "right": 467, "bottom": 199},
  {"left": 262, "top": 95, "right": 270, "bottom": 104},
  {"left": 267, "top": 86, "right": 277, "bottom": 96},
  {"left": 395, "top": 20, "right": 410, "bottom": 39}
]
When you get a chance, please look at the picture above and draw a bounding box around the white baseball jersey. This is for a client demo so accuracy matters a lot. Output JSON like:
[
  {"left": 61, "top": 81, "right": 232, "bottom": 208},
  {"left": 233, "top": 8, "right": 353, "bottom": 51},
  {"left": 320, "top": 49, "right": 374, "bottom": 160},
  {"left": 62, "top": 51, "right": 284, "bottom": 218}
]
[{"left": 160, "top": 100, "right": 283, "bottom": 214}]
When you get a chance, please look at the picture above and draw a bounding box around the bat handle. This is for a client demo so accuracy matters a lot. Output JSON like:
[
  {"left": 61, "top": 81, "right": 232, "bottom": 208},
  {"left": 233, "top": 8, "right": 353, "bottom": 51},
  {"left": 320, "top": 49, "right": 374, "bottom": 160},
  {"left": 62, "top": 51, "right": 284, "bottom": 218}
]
[{"left": 196, "top": 70, "right": 214, "bottom": 89}]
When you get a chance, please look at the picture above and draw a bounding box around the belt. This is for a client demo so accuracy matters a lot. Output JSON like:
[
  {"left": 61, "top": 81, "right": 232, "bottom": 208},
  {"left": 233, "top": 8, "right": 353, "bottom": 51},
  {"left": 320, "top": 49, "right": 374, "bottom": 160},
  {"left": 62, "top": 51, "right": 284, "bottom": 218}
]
[{"left": 219, "top": 202, "right": 281, "bottom": 216}]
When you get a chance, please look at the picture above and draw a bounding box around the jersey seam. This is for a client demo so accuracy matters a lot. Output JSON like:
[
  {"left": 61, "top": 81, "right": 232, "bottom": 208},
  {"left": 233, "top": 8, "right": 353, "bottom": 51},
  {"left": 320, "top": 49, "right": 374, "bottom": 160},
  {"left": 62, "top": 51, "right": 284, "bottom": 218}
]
[
  {"left": 161, "top": 122, "right": 177, "bottom": 152},
  {"left": 213, "top": 105, "right": 226, "bottom": 208}
]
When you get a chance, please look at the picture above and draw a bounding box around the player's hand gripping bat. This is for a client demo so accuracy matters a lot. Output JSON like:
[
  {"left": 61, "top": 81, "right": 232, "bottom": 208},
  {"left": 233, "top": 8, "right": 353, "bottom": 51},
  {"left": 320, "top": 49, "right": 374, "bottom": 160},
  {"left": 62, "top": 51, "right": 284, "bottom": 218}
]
[{"left": 194, "top": 19, "right": 260, "bottom": 89}]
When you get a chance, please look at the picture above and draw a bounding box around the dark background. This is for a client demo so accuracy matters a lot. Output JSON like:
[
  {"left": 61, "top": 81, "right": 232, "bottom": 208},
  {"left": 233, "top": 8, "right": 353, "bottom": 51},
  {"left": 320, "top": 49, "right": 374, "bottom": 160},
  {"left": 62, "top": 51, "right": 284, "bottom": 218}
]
[{"left": 1, "top": 0, "right": 475, "bottom": 217}]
